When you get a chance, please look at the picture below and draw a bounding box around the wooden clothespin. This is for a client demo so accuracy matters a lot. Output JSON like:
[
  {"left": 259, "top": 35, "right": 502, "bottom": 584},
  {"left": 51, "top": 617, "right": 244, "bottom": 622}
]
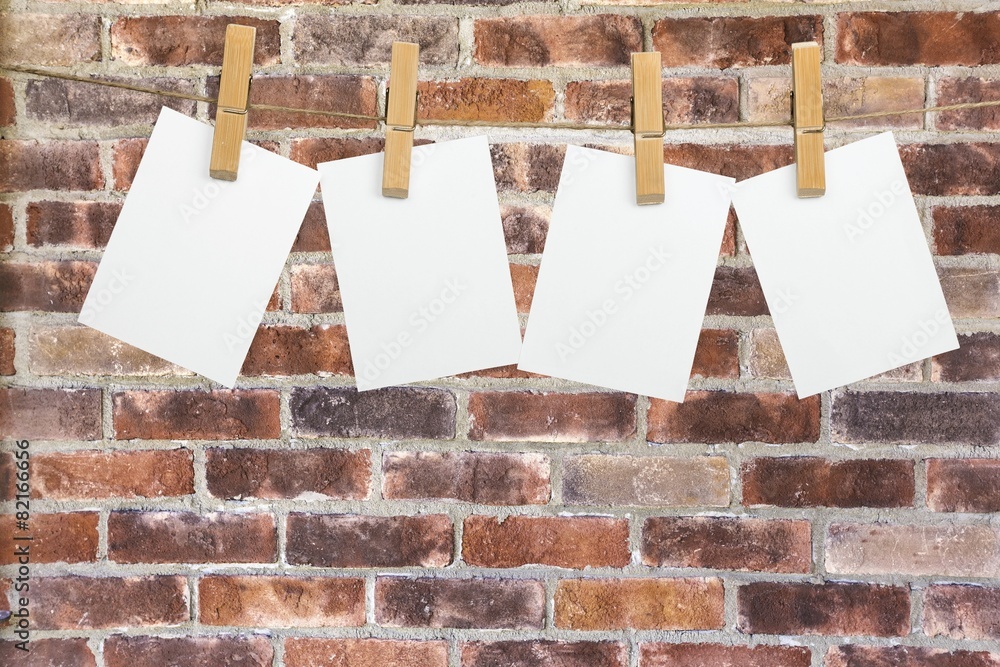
[
  {"left": 630, "top": 51, "right": 665, "bottom": 205},
  {"left": 791, "top": 41, "right": 825, "bottom": 197},
  {"left": 209, "top": 24, "right": 256, "bottom": 181},
  {"left": 382, "top": 42, "right": 420, "bottom": 198}
]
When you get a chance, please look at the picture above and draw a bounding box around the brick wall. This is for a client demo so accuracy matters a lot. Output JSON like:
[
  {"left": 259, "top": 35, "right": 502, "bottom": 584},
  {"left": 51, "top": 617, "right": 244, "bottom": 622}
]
[{"left": 2, "top": 0, "right": 1000, "bottom": 666}]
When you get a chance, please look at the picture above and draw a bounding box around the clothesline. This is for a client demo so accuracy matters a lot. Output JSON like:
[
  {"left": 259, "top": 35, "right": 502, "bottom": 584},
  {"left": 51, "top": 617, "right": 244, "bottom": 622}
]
[{"left": 4, "top": 64, "right": 1000, "bottom": 132}]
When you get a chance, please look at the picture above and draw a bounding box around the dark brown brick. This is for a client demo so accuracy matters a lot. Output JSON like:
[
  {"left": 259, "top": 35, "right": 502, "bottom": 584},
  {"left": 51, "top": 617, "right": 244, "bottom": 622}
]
[
  {"left": 290, "top": 263, "right": 342, "bottom": 313},
  {"left": 26, "top": 201, "right": 121, "bottom": 248},
  {"left": 113, "top": 390, "right": 280, "bottom": 440},
  {"left": 105, "top": 636, "right": 274, "bottom": 667},
  {"left": 474, "top": 16, "right": 642, "bottom": 67},
  {"left": 832, "top": 391, "right": 1000, "bottom": 446},
  {"left": 653, "top": 16, "right": 822, "bottom": 68},
  {"left": 642, "top": 517, "right": 811, "bottom": 573},
  {"left": 242, "top": 325, "right": 353, "bottom": 376},
  {"left": 207, "top": 447, "right": 370, "bottom": 500},
  {"left": 0, "top": 328, "right": 13, "bottom": 375},
  {"left": 924, "top": 584, "right": 1000, "bottom": 640},
  {"left": 382, "top": 451, "right": 550, "bottom": 505},
  {"left": 932, "top": 333, "right": 1000, "bottom": 382},
  {"left": 0, "top": 639, "right": 96, "bottom": 666},
  {"left": 0, "top": 203, "right": 12, "bottom": 250},
  {"left": 900, "top": 143, "right": 1000, "bottom": 196},
  {"left": 463, "top": 515, "right": 630, "bottom": 569},
  {"left": 692, "top": 329, "right": 740, "bottom": 379},
  {"left": 565, "top": 78, "right": 738, "bottom": 127},
  {"left": 0, "top": 14, "right": 101, "bottom": 66},
  {"left": 649, "top": 391, "right": 820, "bottom": 444},
  {"left": 108, "top": 511, "right": 277, "bottom": 564},
  {"left": 290, "top": 137, "right": 386, "bottom": 169},
  {"left": 31, "top": 576, "right": 187, "bottom": 630},
  {"left": 419, "top": 78, "right": 555, "bottom": 123},
  {"left": 935, "top": 78, "right": 1000, "bottom": 131},
  {"left": 927, "top": 459, "right": 1000, "bottom": 513},
  {"left": 837, "top": 12, "right": 1000, "bottom": 66},
  {"left": 0, "top": 77, "right": 14, "bottom": 126},
  {"left": 462, "top": 641, "right": 626, "bottom": 667},
  {"left": 294, "top": 16, "right": 459, "bottom": 65},
  {"left": 291, "top": 386, "right": 456, "bottom": 439},
  {"left": 0, "top": 387, "right": 101, "bottom": 441},
  {"left": 742, "top": 457, "right": 915, "bottom": 508},
  {"left": 663, "top": 144, "right": 794, "bottom": 181},
  {"left": 934, "top": 206, "right": 1000, "bottom": 256},
  {"left": 111, "top": 16, "right": 281, "bottom": 66},
  {"left": 0, "top": 261, "right": 96, "bottom": 312},
  {"left": 501, "top": 205, "right": 548, "bottom": 255},
  {"left": 287, "top": 514, "right": 453, "bottom": 567},
  {"left": 376, "top": 578, "right": 545, "bottom": 629},
  {"left": 939, "top": 267, "right": 1000, "bottom": 319},
  {"left": 0, "top": 453, "right": 12, "bottom": 502},
  {"left": 291, "top": 201, "right": 331, "bottom": 253},
  {"left": 286, "top": 638, "right": 448, "bottom": 667},
  {"left": 492, "top": 143, "right": 565, "bottom": 193},
  {"left": 640, "top": 643, "right": 811, "bottom": 667},
  {"left": 826, "top": 646, "right": 1000, "bottom": 667},
  {"left": 26, "top": 78, "right": 196, "bottom": 126},
  {"left": 0, "top": 141, "right": 103, "bottom": 192},
  {"left": 738, "top": 582, "right": 910, "bottom": 636},
  {"left": 468, "top": 391, "right": 636, "bottom": 442},
  {"left": 199, "top": 576, "right": 365, "bottom": 627},
  {"left": 706, "top": 266, "right": 769, "bottom": 316},
  {"left": 0, "top": 513, "right": 98, "bottom": 564}
]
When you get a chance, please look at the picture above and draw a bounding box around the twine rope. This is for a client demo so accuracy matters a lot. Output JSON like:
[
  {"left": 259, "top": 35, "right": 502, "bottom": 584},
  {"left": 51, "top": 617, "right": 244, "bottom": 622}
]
[{"left": 4, "top": 64, "right": 1000, "bottom": 132}]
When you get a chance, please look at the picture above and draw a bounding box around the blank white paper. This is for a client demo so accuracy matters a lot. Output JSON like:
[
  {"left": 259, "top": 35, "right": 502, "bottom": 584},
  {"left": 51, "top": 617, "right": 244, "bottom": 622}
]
[
  {"left": 731, "top": 131, "right": 958, "bottom": 398},
  {"left": 517, "top": 146, "right": 735, "bottom": 402},
  {"left": 79, "top": 107, "right": 320, "bottom": 387},
  {"left": 318, "top": 136, "right": 522, "bottom": 390}
]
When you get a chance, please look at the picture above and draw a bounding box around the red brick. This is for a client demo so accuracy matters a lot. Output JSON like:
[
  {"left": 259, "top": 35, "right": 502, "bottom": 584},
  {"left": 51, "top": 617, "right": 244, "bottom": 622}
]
[
  {"left": 563, "top": 455, "right": 730, "bottom": 507},
  {"left": 474, "top": 16, "right": 642, "bottom": 67},
  {"left": 0, "top": 261, "right": 96, "bottom": 312},
  {"left": 291, "top": 263, "right": 342, "bottom": 313},
  {"left": 510, "top": 263, "right": 537, "bottom": 313},
  {"left": 705, "top": 266, "right": 768, "bottom": 316},
  {"left": 376, "top": 577, "right": 545, "bottom": 629},
  {"left": 294, "top": 15, "right": 459, "bottom": 65},
  {"left": 555, "top": 578, "right": 724, "bottom": 630},
  {"left": 826, "top": 646, "right": 1000, "bottom": 667},
  {"left": 831, "top": 390, "right": 1000, "bottom": 446},
  {"left": 692, "top": 329, "right": 739, "bottom": 378},
  {"left": 663, "top": 144, "right": 793, "bottom": 181},
  {"left": 199, "top": 576, "right": 365, "bottom": 627},
  {"left": 501, "top": 204, "right": 548, "bottom": 255},
  {"left": 291, "top": 201, "right": 331, "bottom": 252},
  {"left": 419, "top": 78, "right": 555, "bottom": 123},
  {"left": 209, "top": 74, "right": 378, "bottom": 130},
  {"left": 463, "top": 641, "right": 626, "bottom": 667},
  {"left": 0, "top": 14, "right": 100, "bottom": 66},
  {"left": 565, "top": 78, "right": 738, "bottom": 127},
  {"left": 738, "top": 582, "right": 909, "bottom": 636},
  {"left": 0, "top": 77, "right": 13, "bottom": 126},
  {"left": 382, "top": 451, "right": 550, "bottom": 505},
  {"left": 901, "top": 143, "right": 1000, "bottom": 196},
  {"left": 208, "top": 447, "right": 370, "bottom": 500},
  {"left": 0, "top": 202, "right": 12, "bottom": 250},
  {"left": 287, "top": 513, "right": 452, "bottom": 567},
  {"left": 463, "top": 515, "right": 630, "bottom": 569},
  {"left": 492, "top": 143, "right": 565, "bottom": 193},
  {"left": 26, "top": 200, "right": 120, "bottom": 248},
  {"left": 0, "top": 513, "right": 97, "bottom": 564},
  {"left": 0, "top": 141, "right": 103, "bottom": 192},
  {"left": 242, "top": 324, "right": 352, "bottom": 376},
  {"left": 113, "top": 389, "right": 280, "bottom": 440},
  {"left": 924, "top": 584, "right": 1000, "bottom": 640},
  {"left": 291, "top": 387, "right": 456, "bottom": 439},
  {"left": 927, "top": 459, "right": 1000, "bottom": 513},
  {"left": 0, "top": 328, "right": 13, "bottom": 375},
  {"left": 469, "top": 391, "right": 636, "bottom": 442},
  {"left": 0, "top": 387, "right": 101, "bottom": 441},
  {"left": 32, "top": 576, "right": 188, "bottom": 630},
  {"left": 108, "top": 511, "right": 277, "bottom": 564},
  {"left": 649, "top": 391, "right": 820, "bottom": 444},
  {"left": 742, "top": 457, "right": 915, "bottom": 508},
  {"left": 112, "top": 137, "right": 146, "bottom": 191},
  {"left": 457, "top": 363, "right": 540, "bottom": 380},
  {"left": 642, "top": 517, "right": 811, "bottom": 573},
  {"left": 932, "top": 333, "right": 1000, "bottom": 382},
  {"left": 111, "top": 16, "right": 280, "bottom": 66},
  {"left": 940, "top": 267, "right": 1000, "bottom": 318},
  {"left": 291, "top": 137, "right": 386, "bottom": 169},
  {"left": 640, "top": 644, "right": 811, "bottom": 667},
  {"left": 935, "top": 78, "right": 1000, "bottom": 131},
  {"left": 837, "top": 12, "right": 1000, "bottom": 66},
  {"left": 26, "top": 78, "right": 196, "bottom": 126},
  {"left": 0, "top": 639, "right": 96, "bottom": 666},
  {"left": 286, "top": 639, "right": 448, "bottom": 667},
  {"left": 33, "top": 449, "right": 193, "bottom": 500},
  {"left": 934, "top": 205, "right": 1000, "bottom": 255},
  {"left": 653, "top": 16, "right": 821, "bottom": 68},
  {"left": 105, "top": 636, "right": 274, "bottom": 667}
]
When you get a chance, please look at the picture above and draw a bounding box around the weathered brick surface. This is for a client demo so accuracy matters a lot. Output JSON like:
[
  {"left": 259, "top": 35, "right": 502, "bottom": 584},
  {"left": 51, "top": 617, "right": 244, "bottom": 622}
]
[
  {"left": 0, "top": 639, "right": 96, "bottom": 667},
  {"left": 932, "top": 333, "right": 1000, "bottom": 382},
  {"left": 939, "top": 267, "right": 1000, "bottom": 319},
  {"left": 0, "top": 513, "right": 98, "bottom": 564},
  {"left": 295, "top": 16, "right": 459, "bottom": 65},
  {"left": 27, "top": 201, "right": 121, "bottom": 248},
  {"left": 742, "top": 457, "right": 915, "bottom": 508},
  {"left": 0, "top": 328, "right": 13, "bottom": 375},
  {"left": 29, "top": 326, "right": 185, "bottom": 376},
  {"left": 291, "top": 387, "right": 456, "bottom": 439},
  {"left": 462, "top": 641, "right": 626, "bottom": 667},
  {"left": 639, "top": 644, "right": 811, "bottom": 667},
  {"left": 927, "top": 459, "right": 1000, "bottom": 513},
  {"left": 463, "top": 515, "right": 630, "bottom": 569},
  {"left": 104, "top": 636, "right": 274, "bottom": 667},
  {"left": 113, "top": 390, "right": 281, "bottom": 440},
  {"left": 652, "top": 16, "right": 822, "bottom": 68},
  {"left": 475, "top": 16, "right": 642, "bottom": 67},
  {"left": 0, "top": 14, "right": 100, "bottom": 65},
  {"left": 242, "top": 325, "right": 352, "bottom": 376},
  {"left": 419, "top": 78, "right": 554, "bottom": 123},
  {"left": 0, "top": 203, "right": 12, "bottom": 250},
  {"left": 825, "top": 646, "right": 1000, "bottom": 667},
  {"left": 0, "top": 387, "right": 102, "bottom": 441},
  {"left": 565, "top": 78, "right": 738, "bottom": 127},
  {"left": 33, "top": 449, "right": 194, "bottom": 499},
  {"left": 286, "top": 639, "right": 449, "bottom": 667},
  {"left": 648, "top": 391, "right": 820, "bottom": 444},
  {"left": 837, "top": 13, "right": 1000, "bottom": 66},
  {"left": 31, "top": 576, "right": 188, "bottom": 630},
  {"left": 738, "top": 582, "right": 910, "bottom": 637},
  {"left": 111, "top": 17, "right": 281, "bottom": 66},
  {"left": 383, "top": 451, "right": 550, "bottom": 505},
  {"left": 199, "top": 576, "right": 365, "bottom": 627},
  {"left": 287, "top": 514, "right": 453, "bottom": 567},
  {"left": 1, "top": 141, "right": 103, "bottom": 192},
  {"left": 0, "top": 261, "right": 96, "bottom": 312},
  {"left": 562, "top": 455, "right": 729, "bottom": 507},
  {"left": 923, "top": 584, "right": 1000, "bottom": 640},
  {"left": 26, "top": 78, "right": 196, "bottom": 126},
  {"left": 554, "top": 578, "right": 724, "bottom": 630},
  {"left": 376, "top": 578, "right": 545, "bottom": 629},
  {"left": 934, "top": 206, "right": 1000, "bottom": 256},
  {"left": 0, "top": 77, "right": 12, "bottom": 126},
  {"left": 936, "top": 78, "right": 1000, "bottom": 131},
  {"left": 108, "top": 512, "right": 277, "bottom": 564},
  {"left": 468, "top": 391, "right": 636, "bottom": 442},
  {"left": 900, "top": 143, "right": 1000, "bottom": 196},
  {"left": 207, "top": 447, "right": 370, "bottom": 500}
]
